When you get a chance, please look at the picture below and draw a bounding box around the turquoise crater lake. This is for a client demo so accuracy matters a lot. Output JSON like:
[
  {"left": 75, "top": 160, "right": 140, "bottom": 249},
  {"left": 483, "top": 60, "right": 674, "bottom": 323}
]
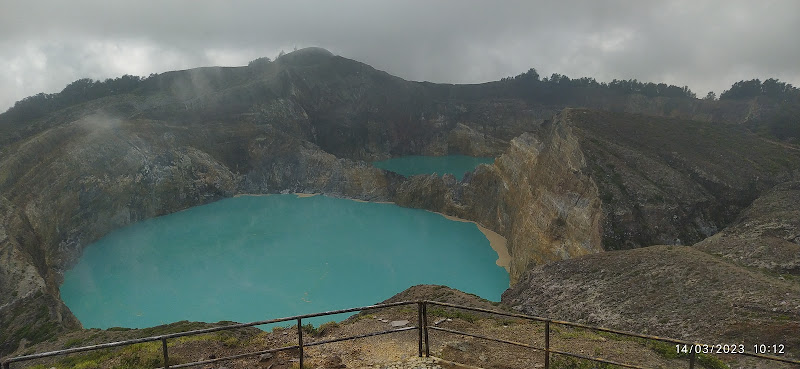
[
  {"left": 372, "top": 155, "right": 495, "bottom": 180},
  {"left": 60, "top": 195, "right": 508, "bottom": 329}
]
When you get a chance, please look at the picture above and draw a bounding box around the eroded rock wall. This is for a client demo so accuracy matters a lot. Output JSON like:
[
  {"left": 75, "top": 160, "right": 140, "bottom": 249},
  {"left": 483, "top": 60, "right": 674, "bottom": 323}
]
[
  {"left": 394, "top": 111, "right": 605, "bottom": 283},
  {"left": 694, "top": 181, "right": 800, "bottom": 274},
  {"left": 570, "top": 109, "right": 799, "bottom": 250}
]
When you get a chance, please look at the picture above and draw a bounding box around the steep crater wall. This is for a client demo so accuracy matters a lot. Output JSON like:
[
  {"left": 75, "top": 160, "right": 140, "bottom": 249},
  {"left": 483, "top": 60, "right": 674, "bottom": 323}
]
[{"left": 393, "top": 111, "right": 605, "bottom": 283}]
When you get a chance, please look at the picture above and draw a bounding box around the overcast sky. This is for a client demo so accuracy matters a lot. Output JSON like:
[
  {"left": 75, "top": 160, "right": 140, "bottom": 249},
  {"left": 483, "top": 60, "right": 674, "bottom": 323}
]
[{"left": 1, "top": 0, "right": 799, "bottom": 112}]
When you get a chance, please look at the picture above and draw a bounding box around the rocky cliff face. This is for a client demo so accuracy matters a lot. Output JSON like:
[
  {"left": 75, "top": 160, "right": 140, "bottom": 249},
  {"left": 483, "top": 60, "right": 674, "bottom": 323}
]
[
  {"left": 571, "top": 109, "right": 799, "bottom": 249},
  {"left": 393, "top": 111, "right": 605, "bottom": 283},
  {"left": 695, "top": 180, "right": 800, "bottom": 274}
]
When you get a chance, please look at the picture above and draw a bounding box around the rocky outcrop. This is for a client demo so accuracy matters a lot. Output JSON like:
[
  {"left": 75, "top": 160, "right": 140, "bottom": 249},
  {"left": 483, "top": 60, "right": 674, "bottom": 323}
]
[
  {"left": 394, "top": 111, "right": 605, "bottom": 283},
  {"left": 570, "top": 109, "right": 799, "bottom": 249},
  {"left": 493, "top": 118, "right": 604, "bottom": 282},
  {"left": 445, "top": 123, "right": 507, "bottom": 157},
  {"left": 501, "top": 245, "right": 800, "bottom": 353},
  {"left": 695, "top": 181, "right": 800, "bottom": 274},
  {"left": 0, "top": 198, "right": 82, "bottom": 355}
]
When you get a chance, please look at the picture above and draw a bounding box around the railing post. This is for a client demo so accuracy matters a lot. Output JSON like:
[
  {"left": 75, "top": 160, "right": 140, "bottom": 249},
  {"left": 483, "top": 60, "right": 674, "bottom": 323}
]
[
  {"left": 162, "top": 338, "right": 170, "bottom": 369},
  {"left": 544, "top": 321, "right": 550, "bottom": 369},
  {"left": 422, "top": 301, "right": 430, "bottom": 357},
  {"left": 417, "top": 302, "right": 424, "bottom": 357},
  {"left": 297, "top": 318, "right": 304, "bottom": 369},
  {"left": 689, "top": 351, "right": 695, "bottom": 369}
]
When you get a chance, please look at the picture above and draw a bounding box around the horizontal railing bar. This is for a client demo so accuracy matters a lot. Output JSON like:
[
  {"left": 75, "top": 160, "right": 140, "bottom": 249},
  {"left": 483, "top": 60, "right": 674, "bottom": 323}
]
[
  {"left": 549, "top": 319, "right": 690, "bottom": 345},
  {"left": 161, "top": 344, "right": 301, "bottom": 369},
  {"left": 3, "top": 300, "right": 417, "bottom": 364},
  {"left": 430, "top": 326, "right": 646, "bottom": 369},
  {"left": 426, "top": 300, "right": 690, "bottom": 346},
  {"left": 163, "top": 326, "right": 417, "bottom": 368},
  {"left": 289, "top": 300, "right": 416, "bottom": 320},
  {"left": 549, "top": 349, "right": 647, "bottom": 369},
  {"left": 425, "top": 300, "right": 552, "bottom": 322},
  {"left": 3, "top": 335, "right": 165, "bottom": 363},
  {"left": 304, "top": 326, "right": 417, "bottom": 348},
  {"left": 427, "top": 326, "right": 543, "bottom": 350}
]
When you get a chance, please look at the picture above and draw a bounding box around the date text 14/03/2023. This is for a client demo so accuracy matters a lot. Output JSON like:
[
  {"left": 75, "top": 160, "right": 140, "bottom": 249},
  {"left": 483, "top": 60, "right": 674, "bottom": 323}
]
[{"left": 676, "top": 344, "right": 786, "bottom": 355}]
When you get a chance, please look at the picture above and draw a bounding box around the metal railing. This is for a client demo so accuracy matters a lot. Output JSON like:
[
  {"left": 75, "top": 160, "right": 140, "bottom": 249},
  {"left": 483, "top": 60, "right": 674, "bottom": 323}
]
[
  {"left": 2, "top": 300, "right": 798, "bottom": 369},
  {"left": 1, "top": 301, "right": 419, "bottom": 369},
  {"left": 424, "top": 301, "right": 800, "bottom": 369}
]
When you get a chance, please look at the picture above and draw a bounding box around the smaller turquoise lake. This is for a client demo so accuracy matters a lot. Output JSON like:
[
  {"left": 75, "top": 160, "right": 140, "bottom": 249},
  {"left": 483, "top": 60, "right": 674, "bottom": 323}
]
[
  {"left": 60, "top": 195, "right": 508, "bottom": 329},
  {"left": 372, "top": 155, "right": 495, "bottom": 180}
]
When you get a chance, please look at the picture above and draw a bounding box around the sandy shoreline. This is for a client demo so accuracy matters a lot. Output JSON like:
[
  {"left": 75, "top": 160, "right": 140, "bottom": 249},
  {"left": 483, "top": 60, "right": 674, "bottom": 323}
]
[
  {"left": 436, "top": 213, "right": 510, "bottom": 272},
  {"left": 233, "top": 193, "right": 511, "bottom": 273}
]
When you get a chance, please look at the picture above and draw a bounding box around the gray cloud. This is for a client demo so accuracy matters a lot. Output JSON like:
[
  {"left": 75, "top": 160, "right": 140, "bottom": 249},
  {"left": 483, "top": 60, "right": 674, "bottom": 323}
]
[{"left": 1, "top": 0, "right": 799, "bottom": 112}]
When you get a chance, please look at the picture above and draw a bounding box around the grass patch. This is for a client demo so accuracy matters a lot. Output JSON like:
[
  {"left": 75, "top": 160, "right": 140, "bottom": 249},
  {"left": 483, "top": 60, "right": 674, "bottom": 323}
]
[
  {"left": 298, "top": 321, "right": 339, "bottom": 338},
  {"left": 396, "top": 307, "right": 416, "bottom": 315},
  {"left": 648, "top": 341, "right": 729, "bottom": 369},
  {"left": 697, "top": 353, "right": 729, "bottom": 369},
  {"left": 316, "top": 321, "right": 339, "bottom": 336},
  {"left": 596, "top": 331, "right": 626, "bottom": 341},
  {"left": 137, "top": 320, "right": 213, "bottom": 336},
  {"left": 496, "top": 318, "right": 524, "bottom": 326},
  {"left": 300, "top": 323, "right": 318, "bottom": 336},
  {"left": 551, "top": 356, "right": 621, "bottom": 369},
  {"left": 107, "top": 327, "right": 131, "bottom": 332},
  {"left": 117, "top": 341, "right": 184, "bottom": 369},
  {"left": 272, "top": 326, "right": 288, "bottom": 333},
  {"left": 649, "top": 341, "right": 681, "bottom": 359},
  {"left": 174, "top": 331, "right": 242, "bottom": 347},
  {"left": 557, "top": 327, "right": 608, "bottom": 342},
  {"left": 27, "top": 349, "right": 112, "bottom": 369},
  {"left": 174, "top": 333, "right": 217, "bottom": 344},
  {"left": 63, "top": 337, "right": 86, "bottom": 349},
  {"left": 427, "top": 307, "right": 478, "bottom": 323},
  {"left": 27, "top": 341, "right": 187, "bottom": 369},
  {"left": 218, "top": 335, "right": 240, "bottom": 347}
]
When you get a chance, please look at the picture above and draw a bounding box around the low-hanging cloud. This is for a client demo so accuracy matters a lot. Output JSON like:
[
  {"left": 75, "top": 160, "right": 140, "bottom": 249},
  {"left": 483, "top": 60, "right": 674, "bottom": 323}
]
[{"left": 1, "top": 0, "right": 798, "bottom": 112}]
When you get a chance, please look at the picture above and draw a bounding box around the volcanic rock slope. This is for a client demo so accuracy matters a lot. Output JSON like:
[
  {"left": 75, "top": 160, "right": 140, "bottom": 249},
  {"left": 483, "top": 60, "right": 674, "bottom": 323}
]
[
  {"left": 500, "top": 113, "right": 800, "bottom": 354},
  {"left": 503, "top": 182, "right": 800, "bottom": 356},
  {"left": 1, "top": 47, "right": 798, "bottom": 356}
]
